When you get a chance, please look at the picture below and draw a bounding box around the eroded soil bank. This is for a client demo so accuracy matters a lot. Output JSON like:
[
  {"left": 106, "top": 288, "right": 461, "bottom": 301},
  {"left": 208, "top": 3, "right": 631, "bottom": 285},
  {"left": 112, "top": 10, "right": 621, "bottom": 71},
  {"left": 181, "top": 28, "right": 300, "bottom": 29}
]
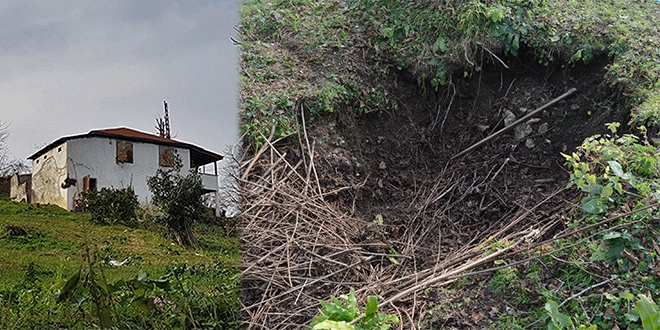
[
  {"left": 313, "top": 54, "right": 622, "bottom": 233},
  {"left": 240, "top": 53, "right": 629, "bottom": 328}
]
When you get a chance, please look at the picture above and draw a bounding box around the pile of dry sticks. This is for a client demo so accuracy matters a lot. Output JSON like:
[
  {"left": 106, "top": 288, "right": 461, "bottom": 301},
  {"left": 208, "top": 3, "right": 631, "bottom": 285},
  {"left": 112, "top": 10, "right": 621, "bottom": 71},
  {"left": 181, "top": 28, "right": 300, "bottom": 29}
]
[{"left": 237, "top": 125, "right": 608, "bottom": 329}]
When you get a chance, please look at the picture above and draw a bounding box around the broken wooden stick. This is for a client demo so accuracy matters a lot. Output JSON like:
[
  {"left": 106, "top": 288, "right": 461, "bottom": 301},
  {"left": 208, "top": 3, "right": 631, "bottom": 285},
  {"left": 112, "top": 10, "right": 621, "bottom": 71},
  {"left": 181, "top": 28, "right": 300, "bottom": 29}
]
[{"left": 451, "top": 87, "right": 577, "bottom": 160}]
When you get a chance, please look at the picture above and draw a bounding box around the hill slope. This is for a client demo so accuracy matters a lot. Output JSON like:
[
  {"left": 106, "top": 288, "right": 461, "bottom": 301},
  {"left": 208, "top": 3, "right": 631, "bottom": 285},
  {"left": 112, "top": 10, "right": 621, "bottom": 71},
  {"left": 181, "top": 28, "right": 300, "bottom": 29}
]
[
  {"left": 239, "top": 0, "right": 660, "bottom": 328},
  {"left": 0, "top": 199, "right": 240, "bottom": 328}
]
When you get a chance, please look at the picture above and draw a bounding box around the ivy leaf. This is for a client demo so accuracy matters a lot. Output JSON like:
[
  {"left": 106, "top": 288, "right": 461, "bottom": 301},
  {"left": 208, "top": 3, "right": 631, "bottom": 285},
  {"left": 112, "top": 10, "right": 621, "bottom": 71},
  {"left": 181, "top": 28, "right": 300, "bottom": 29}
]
[
  {"left": 433, "top": 36, "right": 448, "bottom": 53},
  {"left": 603, "top": 238, "right": 626, "bottom": 263},
  {"left": 602, "top": 231, "right": 622, "bottom": 240},
  {"left": 608, "top": 160, "right": 630, "bottom": 180},
  {"left": 582, "top": 198, "right": 606, "bottom": 214}
]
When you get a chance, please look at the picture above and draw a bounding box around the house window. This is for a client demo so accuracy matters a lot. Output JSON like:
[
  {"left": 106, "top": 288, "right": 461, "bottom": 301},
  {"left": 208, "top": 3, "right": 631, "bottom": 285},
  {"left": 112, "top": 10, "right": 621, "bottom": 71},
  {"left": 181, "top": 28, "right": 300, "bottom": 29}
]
[
  {"left": 116, "top": 141, "right": 133, "bottom": 163},
  {"left": 83, "top": 175, "right": 98, "bottom": 192},
  {"left": 159, "top": 146, "right": 176, "bottom": 167}
]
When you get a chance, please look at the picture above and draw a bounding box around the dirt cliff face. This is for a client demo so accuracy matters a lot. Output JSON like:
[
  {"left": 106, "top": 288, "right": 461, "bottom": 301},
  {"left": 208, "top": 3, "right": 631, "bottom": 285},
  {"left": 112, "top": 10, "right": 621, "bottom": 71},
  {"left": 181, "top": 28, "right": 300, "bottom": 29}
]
[
  {"left": 240, "top": 51, "right": 630, "bottom": 328},
  {"left": 308, "top": 54, "right": 623, "bottom": 232}
]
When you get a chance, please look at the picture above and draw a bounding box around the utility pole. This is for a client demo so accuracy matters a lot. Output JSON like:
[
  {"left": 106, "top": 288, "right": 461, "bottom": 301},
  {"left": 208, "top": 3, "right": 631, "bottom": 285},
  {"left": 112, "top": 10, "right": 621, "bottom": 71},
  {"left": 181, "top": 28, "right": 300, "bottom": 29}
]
[
  {"left": 163, "top": 100, "right": 171, "bottom": 139},
  {"left": 156, "top": 100, "right": 172, "bottom": 139}
]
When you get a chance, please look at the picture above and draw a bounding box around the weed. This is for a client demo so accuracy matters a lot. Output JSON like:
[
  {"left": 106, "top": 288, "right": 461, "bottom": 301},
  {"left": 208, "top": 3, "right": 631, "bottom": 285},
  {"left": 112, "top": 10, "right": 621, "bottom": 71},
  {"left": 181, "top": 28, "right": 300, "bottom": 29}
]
[{"left": 310, "top": 288, "right": 399, "bottom": 330}]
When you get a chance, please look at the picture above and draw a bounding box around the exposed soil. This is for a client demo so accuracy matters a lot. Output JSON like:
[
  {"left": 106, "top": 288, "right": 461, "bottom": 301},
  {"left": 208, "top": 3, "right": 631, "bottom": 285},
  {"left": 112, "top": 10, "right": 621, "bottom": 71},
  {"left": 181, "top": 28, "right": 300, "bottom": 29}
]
[
  {"left": 312, "top": 54, "right": 621, "bottom": 230},
  {"left": 240, "top": 51, "right": 629, "bottom": 328}
]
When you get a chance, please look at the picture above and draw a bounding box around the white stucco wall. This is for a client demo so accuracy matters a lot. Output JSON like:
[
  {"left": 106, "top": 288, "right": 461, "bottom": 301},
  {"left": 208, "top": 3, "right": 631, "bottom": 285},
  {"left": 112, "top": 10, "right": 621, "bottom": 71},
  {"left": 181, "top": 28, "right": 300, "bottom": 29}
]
[
  {"left": 31, "top": 141, "right": 69, "bottom": 209},
  {"left": 66, "top": 137, "right": 190, "bottom": 209}
]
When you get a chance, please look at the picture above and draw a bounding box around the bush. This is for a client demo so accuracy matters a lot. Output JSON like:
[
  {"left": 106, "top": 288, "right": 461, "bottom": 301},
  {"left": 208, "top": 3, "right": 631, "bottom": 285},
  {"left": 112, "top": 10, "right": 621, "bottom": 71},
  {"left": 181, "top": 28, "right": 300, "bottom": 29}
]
[
  {"left": 147, "top": 156, "right": 207, "bottom": 248},
  {"left": 80, "top": 187, "right": 139, "bottom": 227}
]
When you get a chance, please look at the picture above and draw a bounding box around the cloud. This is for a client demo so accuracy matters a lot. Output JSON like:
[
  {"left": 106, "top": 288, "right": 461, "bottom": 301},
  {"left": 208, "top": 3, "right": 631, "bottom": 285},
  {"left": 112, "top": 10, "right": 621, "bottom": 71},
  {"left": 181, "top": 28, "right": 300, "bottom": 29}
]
[{"left": 1, "top": 0, "right": 239, "bottom": 160}]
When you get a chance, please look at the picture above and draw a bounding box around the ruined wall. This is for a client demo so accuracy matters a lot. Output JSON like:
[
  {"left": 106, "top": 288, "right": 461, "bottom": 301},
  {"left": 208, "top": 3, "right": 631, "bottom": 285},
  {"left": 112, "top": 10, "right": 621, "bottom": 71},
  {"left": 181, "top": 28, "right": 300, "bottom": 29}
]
[
  {"left": 31, "top": 141, "right": 68, "bottom": 209},
  {"left": 0, "top": 176, "right": 8, "bottom": 196},
  {"left": 9, "top": 174, "right": 31, "bottom": 203},
  {"left": 67, "top": 137, "right": 191, "bottom": 208}
]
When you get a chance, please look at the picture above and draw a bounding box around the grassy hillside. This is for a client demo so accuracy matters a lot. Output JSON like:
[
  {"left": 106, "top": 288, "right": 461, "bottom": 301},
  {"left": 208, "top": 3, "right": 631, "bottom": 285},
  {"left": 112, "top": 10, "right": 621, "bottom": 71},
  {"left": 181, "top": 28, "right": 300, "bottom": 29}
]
[
  {"left": 239, "top": 0, "right": 660, "bottom": 328},
  {"left": 0, "top": 198, "right": 240, "bottom": 328}
]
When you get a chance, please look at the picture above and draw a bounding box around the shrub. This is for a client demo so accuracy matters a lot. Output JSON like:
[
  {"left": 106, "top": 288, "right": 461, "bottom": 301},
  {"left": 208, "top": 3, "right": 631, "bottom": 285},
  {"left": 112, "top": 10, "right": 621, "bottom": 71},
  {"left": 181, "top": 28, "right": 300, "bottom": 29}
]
[
  {"left": 80, "top": 187, "right": 139, "bottom": 227},
  {"left": 147, "top": 156, "right": 207, "bottom": 248}
]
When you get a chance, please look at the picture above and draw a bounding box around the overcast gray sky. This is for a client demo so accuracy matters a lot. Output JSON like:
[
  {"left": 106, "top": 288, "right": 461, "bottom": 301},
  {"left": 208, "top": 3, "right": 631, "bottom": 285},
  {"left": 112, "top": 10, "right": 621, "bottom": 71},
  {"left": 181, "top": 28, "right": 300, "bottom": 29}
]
[{"left": 1, "top": 1, "right": 239, "bottom": 162}]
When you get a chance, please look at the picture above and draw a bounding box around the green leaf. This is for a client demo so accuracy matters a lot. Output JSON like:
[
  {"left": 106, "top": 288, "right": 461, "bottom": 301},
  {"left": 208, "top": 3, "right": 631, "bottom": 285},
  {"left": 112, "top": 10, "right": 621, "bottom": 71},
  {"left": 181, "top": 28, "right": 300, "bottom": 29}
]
[
  {"left": 624, "top": 309, "right": 640, "bottom": 323},
  {"left": 137, "top": 270, "right": 148, "bottom": 282},
  {"left": 545, "top": 301, "right": 573, "bottom": 328},
  {"left": 433, "top": 36, "right": 448, "bottom": 53},
  {"left": 487, "top": 6, "right": 505, "bottom": 23},
  {"left": 149, "top": 278, "right": 172, "bottom": 291},
  {"left": 582, "top": 198, "right": 606, "bottom": 214},
  {"left": 365, "top": 296, "right": 378, "bottom": 318},
  {"left": 603, "top": 231, "right": 623, "bottom": 240},
  {"left": 131, "top": 297, "right": 154, "bottom": 313},
  {"left": 99, "top": 306, "right": 114, "bottom": 328},
  {"left": 346, "top": 289, "right": 359, "bottom": 316},
  {"left": 600, "top": 238, "right": 625, "bottom": 263},
  {"left": 312, "top": 320, "right": 356, "bottom": 330},
  {"left": 630, "top": 237, "right": 645, "bottom": 250},
  {"left": 57, "top": 269, "right": 81, "bottom": 302},
  {"left": 387, "top": 256, "right": 400, "bottom": 265},
  {"left": 636, "top": 294, "right": 660, "bottom": 330},
  {"left": 608, "top": 160, "right": 630, "bottom": 179},
  {"left": 601, "top": 185, "right": 614, "bottom": 199},
  {"left": 587, "top": 184, "right": 603, "bottom": 195}
]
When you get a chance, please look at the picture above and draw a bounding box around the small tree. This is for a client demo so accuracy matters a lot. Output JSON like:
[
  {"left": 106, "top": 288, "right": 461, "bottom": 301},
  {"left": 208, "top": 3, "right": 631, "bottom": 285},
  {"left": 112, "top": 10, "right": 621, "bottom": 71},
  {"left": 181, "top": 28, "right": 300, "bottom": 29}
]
[
  {"left": 0, "top": 121, "right": 29, "bottom": 176},
  {"left": 147, "top": 155, "right": 206, "bottom": 248}
]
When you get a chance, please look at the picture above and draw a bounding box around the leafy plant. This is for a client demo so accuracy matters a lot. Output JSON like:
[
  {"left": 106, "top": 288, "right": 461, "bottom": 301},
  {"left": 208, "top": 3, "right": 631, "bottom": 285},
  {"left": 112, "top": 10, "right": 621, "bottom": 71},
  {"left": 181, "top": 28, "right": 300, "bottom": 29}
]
[
  {"left": 310, "top": 288, "right": 399, "bottom": 330},
  {"left": 636, "top": 294, "right": 660, "bottom": 330},
  {"left": 147, "top": 155, "right": 207, "bottom": 248},
  {"left": 563, "top": 123, "right": 660, "bottom": 215},
  {"left": 53, "top": 244, "right": 240, "bottom": 329},
  {"left": 591, "top": 231, "right": 644, "bottom": 264},
  {"left": 79, "top": 187, "right": 139, "bottom": 227},
  {"left": 544, "top": 300, "right": 597, "bottom": 330}
]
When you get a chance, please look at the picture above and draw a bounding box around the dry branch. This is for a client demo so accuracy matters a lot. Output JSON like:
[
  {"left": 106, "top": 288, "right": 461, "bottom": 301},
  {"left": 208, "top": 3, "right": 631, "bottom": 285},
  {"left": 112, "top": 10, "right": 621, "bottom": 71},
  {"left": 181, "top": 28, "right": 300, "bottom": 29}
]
[{"left": 238, "top": 119, "right": 582, "bottom": 328}]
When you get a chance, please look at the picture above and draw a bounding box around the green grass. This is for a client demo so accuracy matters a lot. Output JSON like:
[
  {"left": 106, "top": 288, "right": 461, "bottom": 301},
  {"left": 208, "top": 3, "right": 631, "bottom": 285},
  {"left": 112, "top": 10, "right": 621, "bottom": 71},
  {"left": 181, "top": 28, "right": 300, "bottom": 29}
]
[
  {"left": 0, "top": 199, "right": 241, "bottom": 328},
  {"left": 0, "top": 200, "right": 238, "bottom": 285},
  {"left": 240, "top": 0, "right": 660, "bottom": 148}
]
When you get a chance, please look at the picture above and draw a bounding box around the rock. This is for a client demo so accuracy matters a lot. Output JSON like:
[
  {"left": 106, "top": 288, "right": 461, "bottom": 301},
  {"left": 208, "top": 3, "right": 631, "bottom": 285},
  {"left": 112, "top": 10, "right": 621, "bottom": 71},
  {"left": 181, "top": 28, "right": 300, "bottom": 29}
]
[
  {"left": 477, "top": 124, "right": 489, "bottom": 132},
  {"left": 538, "top": 123, "right": 549, "bottom": 134},
  {"left": 504, "top": 110, "right": 517, "bottom": 126},
  {"left": 525, "top": 138, "right": 535, "bottom": 148},
  {"left": 514, "top": 123, "right": 533, "bottom": 140}
]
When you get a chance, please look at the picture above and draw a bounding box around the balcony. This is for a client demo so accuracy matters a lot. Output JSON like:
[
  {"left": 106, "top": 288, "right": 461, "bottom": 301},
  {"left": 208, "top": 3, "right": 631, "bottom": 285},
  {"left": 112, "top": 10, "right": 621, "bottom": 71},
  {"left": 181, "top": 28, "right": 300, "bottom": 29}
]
[{"left": 200, "top": 173, "right": 218, "bottom": 192}]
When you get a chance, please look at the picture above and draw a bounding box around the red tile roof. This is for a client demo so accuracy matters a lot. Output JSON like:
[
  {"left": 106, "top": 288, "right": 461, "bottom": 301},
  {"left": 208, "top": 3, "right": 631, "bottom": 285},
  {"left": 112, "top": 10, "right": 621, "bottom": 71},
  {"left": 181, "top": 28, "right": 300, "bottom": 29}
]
[
  {"left": 28, "top": 127, "right": 222, "bottom": 166},
  {"left": 91, "top": 127, "right": 184, "bottom": 145}
]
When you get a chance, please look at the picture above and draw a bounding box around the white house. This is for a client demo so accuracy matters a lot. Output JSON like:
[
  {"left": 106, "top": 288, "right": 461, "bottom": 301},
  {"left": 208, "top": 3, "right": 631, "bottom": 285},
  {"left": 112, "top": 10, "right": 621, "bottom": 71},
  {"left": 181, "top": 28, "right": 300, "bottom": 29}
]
[{"left": 27, "top": 127, "right": 223, "bottom": 211}]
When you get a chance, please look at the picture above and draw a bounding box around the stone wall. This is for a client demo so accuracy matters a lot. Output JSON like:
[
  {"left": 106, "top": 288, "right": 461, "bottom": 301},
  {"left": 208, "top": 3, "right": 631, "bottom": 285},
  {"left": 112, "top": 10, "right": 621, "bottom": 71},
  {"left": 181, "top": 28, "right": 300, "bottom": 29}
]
[{"left": 10, "top": 174, "right": 31, "bottom": 203}]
